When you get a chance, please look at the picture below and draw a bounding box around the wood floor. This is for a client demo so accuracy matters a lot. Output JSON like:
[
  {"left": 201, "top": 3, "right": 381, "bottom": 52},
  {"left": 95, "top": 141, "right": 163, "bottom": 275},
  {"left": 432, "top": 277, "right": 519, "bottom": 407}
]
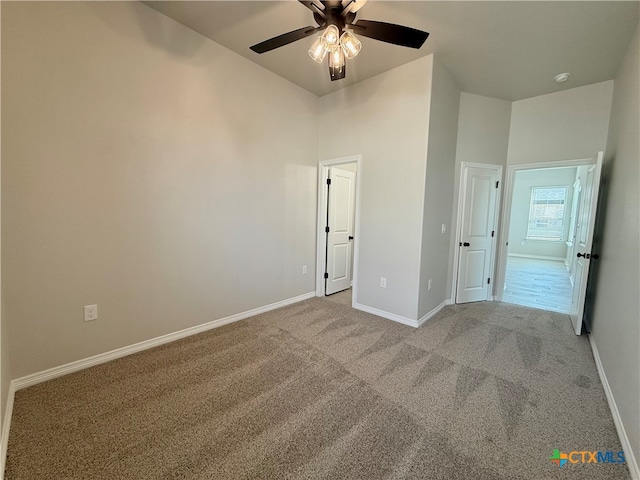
[{"left": 502, "top": 256, "right": 572, "bottom": 313}]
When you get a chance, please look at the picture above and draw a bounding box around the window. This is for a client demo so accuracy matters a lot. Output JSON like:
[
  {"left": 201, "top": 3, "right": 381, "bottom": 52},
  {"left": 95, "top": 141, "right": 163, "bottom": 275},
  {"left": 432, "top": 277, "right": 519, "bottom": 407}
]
[{"left": 526, "top": 186, "right": 568, "bottom": 241}]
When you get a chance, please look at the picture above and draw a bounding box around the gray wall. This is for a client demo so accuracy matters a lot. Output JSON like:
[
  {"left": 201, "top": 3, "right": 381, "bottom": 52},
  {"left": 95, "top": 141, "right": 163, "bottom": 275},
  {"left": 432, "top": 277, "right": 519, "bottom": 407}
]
[
  {"left": 0, "top": 3, "right": 5, "bottom": 439},
  {"left": 0, "top": 305, "right": 7, "bottom": 440},
  {"left": 319, "top": 57, "right": 433, "bottom": 321},
  {"left": 448, "top": 93, "right": 511, "bottom": 299},
  {"left": 2, "top": 2, "right": 319, "bottom": 378},
  {"left": 507, "top": 167, "right": 577, "bottom": 259},
  {"left": 590, "top": 24, "right": 639, "bottom": 469},
  {"left": 418, "top": 58, "right": 459, "bottom": 317},
  {"left": 507, "top": 81, "right": 614, "bottom": 165}
]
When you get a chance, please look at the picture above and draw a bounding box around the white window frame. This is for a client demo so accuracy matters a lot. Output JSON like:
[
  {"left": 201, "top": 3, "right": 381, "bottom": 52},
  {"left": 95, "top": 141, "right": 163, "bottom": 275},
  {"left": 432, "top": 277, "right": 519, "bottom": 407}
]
[{"left": 526, "top": 185, "right": 568, "bottom": 242}]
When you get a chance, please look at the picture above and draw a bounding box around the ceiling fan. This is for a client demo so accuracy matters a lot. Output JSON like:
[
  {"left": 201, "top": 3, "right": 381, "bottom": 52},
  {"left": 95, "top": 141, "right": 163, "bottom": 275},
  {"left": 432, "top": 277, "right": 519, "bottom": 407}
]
[{"left": 250, "top": 0, "right": 429, "bottom": 81}]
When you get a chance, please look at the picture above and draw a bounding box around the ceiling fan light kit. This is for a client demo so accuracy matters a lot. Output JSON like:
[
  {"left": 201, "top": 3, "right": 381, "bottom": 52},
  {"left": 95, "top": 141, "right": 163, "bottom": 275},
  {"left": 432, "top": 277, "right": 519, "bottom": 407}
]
[
  {"left": 328, "top": 44, "right": 346, "bottom": 80},
  {"left": 321, "top": 24, "right": 340, "bottom": 45},
  {"left": 308, "top": 36, "right": 329, "bottom": 63},
  {"left": 340, "top": 30, "right": 361, "bottom": 59},
  {"left": 250, "top": 0, "right": 429, "bottom": 82},
  {"left": 308, "top": 27, "right": 358, "bottom": 78}
]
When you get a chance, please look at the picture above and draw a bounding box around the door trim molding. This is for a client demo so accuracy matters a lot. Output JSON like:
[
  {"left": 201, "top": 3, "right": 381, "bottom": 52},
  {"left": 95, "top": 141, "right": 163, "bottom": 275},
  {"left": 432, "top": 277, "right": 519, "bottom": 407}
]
[
  {"left": 495, "top": 157, "right": 596, "bottom": 303},
  {"left": 451, "top": 162, "right": 503, "bottom": 304},
  {"left": 315, "top": 155, "right": 362, "bottom": 307}
]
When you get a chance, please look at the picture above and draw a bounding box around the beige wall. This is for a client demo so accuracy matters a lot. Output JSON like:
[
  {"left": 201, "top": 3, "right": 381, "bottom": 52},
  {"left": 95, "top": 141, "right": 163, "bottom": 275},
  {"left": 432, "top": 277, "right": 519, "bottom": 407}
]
[
  {"left": 590, "top": 24, "right": 640, "bottom": 470},
  {"left": 1, "top": 2, "right": 319, "bottom": 378},
  {"left": 507, "top": 81, "right": 614, "bottom": 165},
  {"left": 1, "top": 1, "right": 10, "bottom": 441},
  {"left": 418, "top": 58, "right": 459, "bottom": 317},
  {"left": 319, "top": 57, "right": 433, "bottom": 321},
  {"left": 448, "top": 93, "right": 511, "bottom": 299}
]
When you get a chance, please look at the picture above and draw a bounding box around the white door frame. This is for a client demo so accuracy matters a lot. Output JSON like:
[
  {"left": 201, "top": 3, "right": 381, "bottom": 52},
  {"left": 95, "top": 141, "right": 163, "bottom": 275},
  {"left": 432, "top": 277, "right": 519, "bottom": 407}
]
[
  {"left": 316, "top": 155, "right": 362, "bottom": 307},
  {"left": 451, "top": 162, "right": 503, "bottom": 303},
  {"left": 495, "top": 157, "right": 596, "bottom": 302}
]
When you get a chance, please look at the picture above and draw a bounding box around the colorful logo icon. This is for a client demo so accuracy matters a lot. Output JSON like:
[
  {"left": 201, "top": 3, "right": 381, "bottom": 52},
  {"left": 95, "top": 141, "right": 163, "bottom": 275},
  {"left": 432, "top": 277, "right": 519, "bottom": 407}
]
[
  {"left": 550, "top": 449, "right": 569, "bottom": 467},
  {"left": 549, "top": 448, "right": 625, "bottom": 467}
]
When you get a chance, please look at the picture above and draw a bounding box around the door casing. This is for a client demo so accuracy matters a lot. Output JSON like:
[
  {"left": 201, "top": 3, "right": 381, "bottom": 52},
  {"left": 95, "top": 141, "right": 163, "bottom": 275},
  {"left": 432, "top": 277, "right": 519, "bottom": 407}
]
[
  {"left": 495, "top": 155, "right": 601, "bottom": 312},
  {"left": 451, "top": 162, "right": 503, "bottom": 304},
  {"left": 316, "top": 155, "right": 362, "bottom": 305}
]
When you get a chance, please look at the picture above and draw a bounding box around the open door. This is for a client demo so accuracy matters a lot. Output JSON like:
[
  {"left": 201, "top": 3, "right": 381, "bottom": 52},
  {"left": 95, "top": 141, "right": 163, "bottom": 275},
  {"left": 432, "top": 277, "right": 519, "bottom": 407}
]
[
  {"left": 456, "top": 164, "right": 501, "bottom": 303},
  {"left": 325, "top": 167, "right": 355, "bottom": 295},
  {"left": 569, "top": 152, "right": 603, "bottom": 335}
]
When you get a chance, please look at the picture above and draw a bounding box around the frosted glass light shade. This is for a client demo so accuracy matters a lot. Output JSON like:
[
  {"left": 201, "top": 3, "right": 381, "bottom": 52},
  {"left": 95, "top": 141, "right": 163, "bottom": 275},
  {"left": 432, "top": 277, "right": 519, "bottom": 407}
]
[
  {"left": 340, "top": 31, "right": 361, "bottom": 59},
  {"left": 322, "top": 25, "right": 340, "bottom": 46},
  {"left": 308, "top": 36, "right": 328, "bottom": 63}
]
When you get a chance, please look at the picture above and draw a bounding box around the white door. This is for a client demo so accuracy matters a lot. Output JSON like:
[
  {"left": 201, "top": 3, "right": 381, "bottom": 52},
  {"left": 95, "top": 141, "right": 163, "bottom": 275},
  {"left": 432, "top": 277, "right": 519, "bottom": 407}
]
[
  {"left": 325, "top": 167, "right": 355, "bottom": 295},
  {"left": 456, "top": 165, "right": 500, "bottom": 303},
  {"left": 569, "top": 153, "right": 603, "bottom": 335}
]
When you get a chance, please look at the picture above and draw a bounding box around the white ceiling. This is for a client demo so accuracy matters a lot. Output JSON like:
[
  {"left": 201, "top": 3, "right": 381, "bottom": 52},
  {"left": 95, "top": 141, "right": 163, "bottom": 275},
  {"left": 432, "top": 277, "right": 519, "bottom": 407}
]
[{"left": 144, "top": 1, "right": 639, "bottom": 100}]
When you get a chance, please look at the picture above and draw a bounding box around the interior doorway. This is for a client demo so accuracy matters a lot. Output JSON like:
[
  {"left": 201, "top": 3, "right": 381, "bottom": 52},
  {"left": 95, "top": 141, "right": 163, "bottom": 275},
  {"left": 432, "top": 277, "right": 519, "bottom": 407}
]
[
  {"left": 315, "top": 156, "right": 362, "bottom": 307},
  {"left": 502, "top": 166, "right": 578, "bottom": 314},
  {"left": 497, "top": 154, "right": 604, "bottom": 334},
  {"left": 452, "top": 162, "right": 502, "bottom": 304}
]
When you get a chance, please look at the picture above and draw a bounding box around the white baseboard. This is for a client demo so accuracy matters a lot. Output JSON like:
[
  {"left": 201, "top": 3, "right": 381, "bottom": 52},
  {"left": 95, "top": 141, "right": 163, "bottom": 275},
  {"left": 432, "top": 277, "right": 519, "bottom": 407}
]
[
  {"left": 354, "top": 303, "right": 419, "bottom": 328},
  {"left": 0, "top": 381, "right": 15, "bottom": 480},
  {"left": 13, "top": 292, "right": 315, "bottom": 392},
  {"left": 354, "top": 299, "right": 450, "bottom": 329},
  {"left": 507, "top": 253, "right": 566, "bottom": 261},
  {"left": 589, "top": 334, "right": 639, "bottom": 479},
  {"left": 417, "top": 300, "right": 447, "bottom": 327}
]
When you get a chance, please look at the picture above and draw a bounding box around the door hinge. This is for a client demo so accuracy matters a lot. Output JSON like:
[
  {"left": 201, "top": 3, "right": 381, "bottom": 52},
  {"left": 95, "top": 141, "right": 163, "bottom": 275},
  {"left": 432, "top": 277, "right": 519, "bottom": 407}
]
[
  {"left": 325, "top": 226, "right": 330, "bottom": 233},
  {"left": 324, "top": 272, "right": 329, "bottom": 279},
  {"left": 459, "top": 242, "right": 462, "bottom": 247},
  {"left": 491, "top": 230, "right": 495, "bottom": 237},
  {"left": 496, "top": 181, "right": 499, "bottom": 188},
  {"left": 326, "top": 178, "right": 331, "bottom": 185},
  {"left": 487, "top": 278, "right": 491, "bottom": 284}
]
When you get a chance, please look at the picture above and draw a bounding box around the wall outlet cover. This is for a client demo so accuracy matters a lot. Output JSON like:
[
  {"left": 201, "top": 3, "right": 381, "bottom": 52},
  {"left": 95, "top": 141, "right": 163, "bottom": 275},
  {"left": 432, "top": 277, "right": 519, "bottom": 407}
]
[{"left": 84, "top": 304, "right": 98, "bottom": 322}]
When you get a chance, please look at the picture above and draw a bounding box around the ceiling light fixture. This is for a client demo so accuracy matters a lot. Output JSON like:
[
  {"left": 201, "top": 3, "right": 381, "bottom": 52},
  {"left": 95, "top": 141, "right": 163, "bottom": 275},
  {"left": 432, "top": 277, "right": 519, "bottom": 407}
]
[
  {"left": 251, "top": 0, "right": 429, "bottom": 83},
  {"left": 554, "top": 72, "right": 571, "bottom": 83},
  {"left": 309, "top": 24, "right": 361, "bottom": 80}
]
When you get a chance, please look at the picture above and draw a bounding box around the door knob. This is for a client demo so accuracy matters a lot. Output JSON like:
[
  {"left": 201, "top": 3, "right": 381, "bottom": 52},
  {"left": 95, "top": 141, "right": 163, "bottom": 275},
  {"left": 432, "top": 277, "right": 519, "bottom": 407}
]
[
  {"left": 591, "top": 254, "right": 599, "bottom": 260},
  {"left": 577, "top": 252, "right": 590, "bottom": 259},
  {"left": 348, "top": 236, "right": 354, "bottom": 240},
  {"left": 463, "top": 242, "right": 470, "bottom": 247}
]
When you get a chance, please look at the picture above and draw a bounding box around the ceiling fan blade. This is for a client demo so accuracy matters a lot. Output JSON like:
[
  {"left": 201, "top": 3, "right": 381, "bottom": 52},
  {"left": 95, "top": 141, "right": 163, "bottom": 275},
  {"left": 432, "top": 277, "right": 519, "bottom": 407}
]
[
  {"left": 352, "top": 20, "right": 429, "bottom": 49},
  {"left": 250, "top": 26, "right": 322, "bottom": 54},
  {"left": 342, "top": 0, "right": 367, "bottom": 15},
  {"left": 299, "top": 0, "right": 325, "bottom": 18}
]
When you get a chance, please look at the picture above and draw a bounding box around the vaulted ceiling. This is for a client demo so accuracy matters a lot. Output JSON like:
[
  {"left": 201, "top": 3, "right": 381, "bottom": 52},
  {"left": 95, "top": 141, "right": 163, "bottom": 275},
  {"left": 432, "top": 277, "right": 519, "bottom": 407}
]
[{"left": 145, "top": 1, "right": 639, "bottom": 100}]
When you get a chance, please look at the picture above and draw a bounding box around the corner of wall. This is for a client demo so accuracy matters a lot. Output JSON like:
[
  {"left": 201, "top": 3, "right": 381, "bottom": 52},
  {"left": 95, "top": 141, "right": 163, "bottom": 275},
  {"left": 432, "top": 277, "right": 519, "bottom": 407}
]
[{"left": 418, "top": 57, "right": 460, "bottom": 319}]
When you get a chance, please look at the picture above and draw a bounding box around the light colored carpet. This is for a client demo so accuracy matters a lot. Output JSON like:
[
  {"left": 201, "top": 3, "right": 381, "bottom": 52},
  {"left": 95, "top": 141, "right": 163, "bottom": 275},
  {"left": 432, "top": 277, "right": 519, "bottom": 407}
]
[
  {"left": 324, "top": 288, "right": 352, "bottom": 306},
  {"left": 5, "top": 299, "right": 629, "bottom": 479}
]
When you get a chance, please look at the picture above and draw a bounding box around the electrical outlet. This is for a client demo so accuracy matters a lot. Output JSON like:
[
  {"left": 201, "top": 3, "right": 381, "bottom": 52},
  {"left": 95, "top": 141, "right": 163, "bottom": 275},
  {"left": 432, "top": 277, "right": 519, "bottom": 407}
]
[
  {"left": 302, "top": 265, "right": 308, "bottom": 275},
  {"left": 84, "top": 304, "right": 98, "bottom": 322},
  {"left": 441, "top": 224, "right": 446, "bottom": 234},
  {"left": 428, "top": 279, "right": 432, "bottom": 290},
  {"left": 380, "top": 277, "right": 387, "bottom": 288}
]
